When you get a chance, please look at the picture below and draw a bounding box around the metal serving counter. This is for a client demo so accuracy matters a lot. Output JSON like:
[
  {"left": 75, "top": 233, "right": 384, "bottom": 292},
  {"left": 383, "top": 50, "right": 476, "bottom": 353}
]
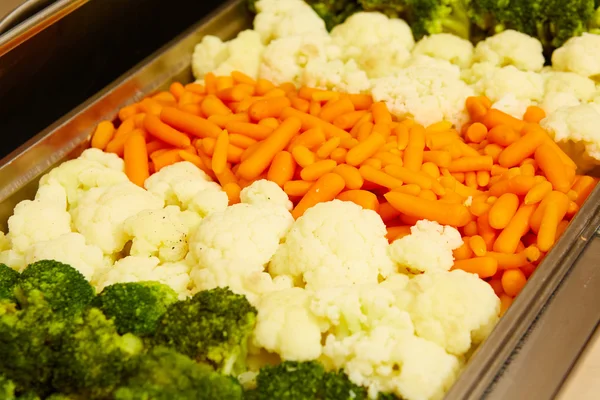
[{"left": 1, "top": 0, "right": 599, "bottom": 398}]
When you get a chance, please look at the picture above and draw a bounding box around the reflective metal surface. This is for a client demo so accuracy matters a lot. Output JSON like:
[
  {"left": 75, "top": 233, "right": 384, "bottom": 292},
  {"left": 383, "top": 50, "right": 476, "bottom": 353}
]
[{"left": 0, "top": 0, "right": 58, "bottom": 36}]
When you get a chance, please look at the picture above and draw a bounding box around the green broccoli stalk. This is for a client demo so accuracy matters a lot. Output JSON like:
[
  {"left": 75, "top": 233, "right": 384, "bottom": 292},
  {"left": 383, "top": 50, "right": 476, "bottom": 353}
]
[
  {"left": 52, "top": 308, "right": 144, "bottom": 399},
  {"left": 114, "top": 346, "right": 244, "bottom": 400},
  {"left": 0, "top": 263, "right": 19, "bottom": 302},
  {"left": 305, "top": 0, "right": 364, "bottom": 30},
  {"left": 92, "top": 281, "right": 178, "bottom": 337},
  {"left": 153, "top": 287, "right": 257, "bottom": 377},
  {"left": 15, "top": 260, "right": 95, "bottom": 315}
]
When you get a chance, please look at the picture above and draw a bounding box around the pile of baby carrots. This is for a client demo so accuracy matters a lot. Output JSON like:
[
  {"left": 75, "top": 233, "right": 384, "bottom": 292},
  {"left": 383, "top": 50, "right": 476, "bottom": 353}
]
[{"left": 90, "top": 71, "right": 597, "bottom": 315}]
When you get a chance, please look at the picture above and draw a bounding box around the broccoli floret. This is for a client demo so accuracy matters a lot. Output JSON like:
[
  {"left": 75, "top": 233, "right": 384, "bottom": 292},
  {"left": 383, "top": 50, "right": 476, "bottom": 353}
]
[
  {"left": 15, "top": 260, "right": 94, "bottom": 315},
  {"left": 306, "top": 0, "right": 364, "bottom": 30},
  {"left": 114, "top": 346, "right": 244, "bottom": 400},
  {"left": 319, "top": 370, "right": 368, "bottom": 400},
  {"left": 153, "top": 287, "right": 256, "bottom": 376},
  {"left": 0, "top": 374, "right": 17, "bottom": 400},
  {"left": 247, "top": 361, "right": 326, "bottom": 399},
  {"left": 92, "top": 281, "right": 178, "bottom": 337},
  {"left": 45, "top": 395, "right": 76, "bottom": 400},
  {"left": 52, "top": 308, "right": 144, "bottom": 399},
  {"left": 538, "top": 0, "right": 596, "bottom": 48},
  {"left": 0, "top": 263, "right": 19, "bottom": 302},
  {"left": 0, "top": 291, "right": 66, "bottom": 397}
]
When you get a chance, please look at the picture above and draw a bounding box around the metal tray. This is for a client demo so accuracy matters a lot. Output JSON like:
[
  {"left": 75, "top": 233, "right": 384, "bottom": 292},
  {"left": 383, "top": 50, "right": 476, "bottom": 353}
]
[{"left": 1, "top": 0, "right": 599, "bottom": 398}]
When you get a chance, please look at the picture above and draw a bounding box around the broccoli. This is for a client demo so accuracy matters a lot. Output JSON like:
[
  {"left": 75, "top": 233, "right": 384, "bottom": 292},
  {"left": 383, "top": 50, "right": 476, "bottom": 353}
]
[
  {"left": 15, "top": 260, "right": 94, "bottom": 315},
  {"left": 52, "top": 308, "right": 144, "bottom": 399},
  {"left": 319, "top": 370, "right": 368, "bottom": 400},
  {"left": 114, "top": 346, "right": 244, "bottom": 400},
  {"left": 92, "top": 281, "right": 178, "bottom": 337},
  {"left": 0, "top": 263, "right": 19, "bottom": 302},
  {"left": 0, "top": 291, "right": 66, "bottom": 397},
  {"left": 305, "top": 0, "right": 364, "bottom": 30},
  {"left": 0, "top": 374, "right": 17, "bottom": 400},
  {"left": 153, "top": 287, "right": 257, "bottom": 376}
]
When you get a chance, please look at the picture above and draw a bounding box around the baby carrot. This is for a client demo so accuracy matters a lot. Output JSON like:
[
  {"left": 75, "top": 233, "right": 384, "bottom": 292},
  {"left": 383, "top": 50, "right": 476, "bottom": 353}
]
[
  {"left": 267, "top": 151, "right": 296, "bottom": 187},
  {"left": 319, "top": 97, "right": 354, "bottom": 123},
  {"left": 360, "top": 166, "right": 403, "bottom": 189},
  {"left": 488, "top": 193, "right": 519, "bottom": 230},
  {"left": 161, "top": 107, "right": 222, "bottom": 139},
  {"left": 469, "top": 235, "right": 487, "bottom": 257},
  {"left": 537, "top": 191, "right": 570, "bottom": 252},
  {"left": 452, "top": 257, "right": 498, "bottom": 279},
  {"left": 124, "top": 133, "right": 149, "bottom": 187},
  {"left": 237, "top": 117, "right": 302, "bottom": 180},
  {"left": 333, "top": 110, "right": 369, "bottom": 130},
  {"left": 523, "top": 106, "right": 546, "bottom": 124},
  {"left": 535, "top": 143, "right": 572, "bottom": 193},
  {"left": 378, "top": 201, "right": 401, "bottom": 222},
  {"left": 482, "top": 108, "right": 526, "bottom": 132},
  {"left": 454, "top": 238, "right": 474, "bottom": 260},
  {"left": 498, "top": 124, "right": 547, "bottom": 168},
  {"left": 346, "top": 133, "right": 386, "bottom": 166},
  {"left": 466, "top": 96, "right": 488, "bottom": 121},
  {"left": 290, "top": 96, "right": 310, "bottom": 113},
  {"left": 448, "top": 155, "right": 493, "bottom": 173},
  {"left": 118, "top": 104, "right": 139, "bottom": 121},
  {"left": 226, "top": 121, "right": 273, "bottom": 141},
  {"left": 384, "top": 191, "right": 471, "bottom": 227},
  {"left": 144, "top": 114, "right": 191, "bottom": 148},
  {"left": 524, "top": 180, "right": 552, "bottom": 205},
  {"left": 347, "top": 94, "right": 374, "bottom": 110},
  {"left": 465, "top": 122, "right": 488, "bottom": 143},
  {"left": 300, "top": 160, "right": 337, "bottom": 181},
  {"left": 139, "top": 98, "right": 164, "bottom": 116},
  {"left": 421, "top": 162, "right": 440, "bottom": 179},
  {"left": 372, "top": 102, "right": 393, "bottom": 125},
  {"left": 384, "top": 165, "right": 435, "bottom": 191},
  {"left": 396, "top": 184, "right": 423, "bottom": 196},
  {"left": 153, "top": 149, "right": 182, "bottom": 171},
  {"left": 499, "top": 294, "right": 514, "bottom": 316},
  {"left": 337, "top": 190, "right": 379, "bottom": 211},
  {"left": 91, "top": 121, "right": 115, "bottom": 150},
  {"left": 487, "top": 125, "right": 520, "bottom": 147},
  {"left": 284, "top": 180, "right": 313, "bottom": 197},
  {"left": 403, "top": 125, "right": 426, "bottom": 171},
  {"left": 223, "top": 182, "right": 242, "bottom": 205},
  {"left": 330, "top": 148, "right": 348, "bottom": 164},
  {"left": 386, "top": 226, "right": 412, "bottom": 242},
  {"left": 316, "top": 137, "right": 341, "bottom": 159},
  {"left": 333, "top": 164, "right": 363, "bottom": 190},
  {"left": 292, "top": 173, "right": 346, "bottom": 219},
  {"left": 256, "top": 79, "right": 276, "bottom": 96},
  {"left": 281, "top": 107, "right": 351, "bottom": 141},
  {"left": 502, "top": 269, "right": 527, "bottom": 297},
  {"left": 292, "top": 145, "right": 317, "bottom": 168},
  {"left": 394, "top": 124, "right": 410, "bottom": 150},
  {"left": 573, "top": 175, "right": 598, "bottom": 207},
  {"left": 422, "top": 151, "right": 452, "bottom": 168},
  {"left": 356, "top": 122, "right": 374, "bottom": 142},
  {"left": 248, "top": 97, "right": 292, "bottom": 120},
  {"left": 169, "top": 82, "right": 185, "bottom": 100},
  {"left": 229, "top": 133, "right": 257, "bottom": 149},
  {"left": 211, "top": 130, "right": 229, "bottom": 175},
  {"left": 493, "top": 204, "right": 537, "bottom": 254},
  {"left": 487, "top": 246, "right": 541, "bottom": 269}
]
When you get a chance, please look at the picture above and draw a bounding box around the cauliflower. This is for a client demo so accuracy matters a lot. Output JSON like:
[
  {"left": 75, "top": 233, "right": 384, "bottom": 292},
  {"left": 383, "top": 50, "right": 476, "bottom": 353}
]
[
  {"left": 23, "top": 232, "right": 107, "bottom": 282},
  {"left": 473, "top": 30, "right": 545, "bottom": 72},
  {"left": 0, "top": 232, "right": 9, "bottom": 252},
  {"left": 388, "top": 220, "right": 463, "bottom": 274},
  {"left": 240, "top": 179, "right": 293, "bottom": 210},
  {"left": 331, "top": 12, "right": 414, "bottom": 61},
  {"left": 270, "top": 200, "right": 394, "bottom": 290},
  {"left": 355, "top": 41, "right": 412, "bottom": 79},
  {"left": 98, "top": 256, "right": 192, "bottom": 299},
  {"left": 540, "top": 103, "right": 600, "bottom": 172},
  {"left": 491, "top": 93, "right": 531, "bottom": 120},
  {"left": 144, "top": 161, "right": 227, "bottom": 217},
  {"left": 371, "top": 58, "right": 474, "bottom": 128},
  {"left": 412, "top": 33, "right": 474, "bottom": 68},
  {"left": 252, "top": 287, "right": 325, "bottom": 361},
  {"left": 541, "top": 92, "right": 581, "bottom": 115},
  {"left": 473, "top": 65, "right": 545, "bottom": 103},
  {"left": 123, "top": 205, "right": 196, "bottom": 263},
  {"left": 302, "top": 58, "right": 371, "bottom": 94},
  {"left": 191, "top": 30, "right": 265, "bottom": 80},
  {"left": 405, "top": 270, "right": 500, "bottom": 356},
  {"left": 543, "top": 71, "right": 597, "bottom": 101},
  {"left": 253, "top": 0, "right": 328, "bottom": 44},
  {"left": 258, "top": 34, "right": 336, "bottom": 86},
  {"left": 552, "top": 33, "right": 600, "bottom": 79},
  {"left": 70, "top": 182, "right": 164, "bottom": 254},
  {"left": 38, "top": 149, "right": 129, "bottom": 208}
]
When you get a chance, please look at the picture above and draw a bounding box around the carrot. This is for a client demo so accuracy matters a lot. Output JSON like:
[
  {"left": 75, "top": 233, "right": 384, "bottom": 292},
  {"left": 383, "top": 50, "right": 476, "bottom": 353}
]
[
  {"left": 91, "top": 121, "right": 116, "bottom": 150},
  {"left": 523, "top": 106, "right": 546, "bottom": 124},
  {"left": 477, "top": 213, "right": 497, "bottom": 250},
  {"left": 486, "top": 125, "right": 519, "bottom": 147},
  {"left": 330, "top": 147, "right": 348, "bottom": 164},
  {"left": 229, "top": 133, "right": 257, "bottom": 149},
  {"left": 448, "top": 155, "right": 493, "bottom": 173},
  {"left": 333, "top": 110, "right": 369, "bottom": 130},
  {"left": 178, "top": 150, "right": 212, "bottom": 176},
  {"left": 534, "top": 143, "right": 573, "bottom": 193},
  {"left": 384, "top": 165, "right": 437, "bottom": 191},
  {"left": 284, "top": 180, "right": 313, "bottom": 197},
  {"left": 267, "top": 151, "right": 296, "bottom": 187},
  {"left": 153, "top": 149, "right": 183, "bottom": 171},
  {"left": 384, "top": 191, "right": 471, "bottom": 227},
  {"left": 347, "top": 94, "right": 374, "bottom": 110},
  {"left": 139, "top": 98, "right": 164, "bottom": 116},
  {"left": 537, "top": 191, "right": 570, "bottom": 252},
  {"left": 300, "top": 160, "right": 337, "bottom": 181},
  {"left": 498, "top": 124, "right": 547, "bottom": 168},
  {"left": 123, "top": 133, "right": 149, "bottom": 187},
  {"left": 292, "top": 145, "right": 317, "bottom": 168},
  {"left": 524, "top": 180, "right": 553, "bottom": 205},
  {"left": 469, "top": 235, "right": 487, "bottom": 257},
  {"left": 356, "top": 122, "right": 374, "bottom": 142},
  {"left": 482, "top": 108, "right": 526, "bottom": 132},
  {"left": 465, "top": 122, "right": 488, "bottom": 143},
  {"left": 493, "top": 204, "right": 537, "bottom": 254},
  {"left": 386, "top": 226, "right": 412, "bottom": 242},
  {"left": 573, "top": 175, "right": 598, "bottom": 207},
  {"left": 394, "top": 124, "right": 410, "bottom": 150},
  {"left": 118, "top": 104, "right": 139, "bottom": 121},
  {"left": 337, "top": 190, "right": 379, "bottom": 211},
  {"left": 452, "top": 257, "right": 498, "bottom": 278},
  {"left": 333, "top": 164, "right": 363, "bottom": 190},
  {"left": 211, "top": 130, "right": 229, "bottom": 175},
  {"left": 160, "top": 107, "right": 222, "bottom": 139},
  {"left": 360, "top": 166, "right": 403, "bottom": 189},
  {"left": 316, "top": 137, "right": 341, "bottom": 159},
  {"left": 403, "top": 125, "right": 426, "bottom": 171},
  {"left": 248, "top": 97, "right": 292, "bottom": 120},
  {"left": 281, "top": 107, "right": 351, "bottom": 141},
  {"left": 372, "top": 102, "right": 392, "bottom": 125},
  {"left": 395, "top": 184, "right": 423, "bottom": 196},
  {"left": 421, "top": 162, "right": 440, "bottom": 179},
  {"left": 319, "top": 97, "right": 354, "bottom": 123},
  {"left": 237, "top": 117, "right": 302, "bottom": 180},
  {"left": 502, "top": 269, "right": 527, "bottom": 297},
  {"left": 466, "top": 96, "right": 488, "bottom": 121},
  {"left": 422, "top": 151, "right": 452, "bottom": 168},
  {"left": 378, "top": 201, "right": 401, "bottom": 222},
  {"left": 184, "top": 83, "right": 206, "bottom": 95},
  {"left": 487, "top": 246, "right": 541, "bottom": 269},
  {"left": 346, "top": 133, "right": 385, "bottom": 166},
  {"left": 226, "top": 121, "right": 273, "bottom": 141},
  {"left": 488, "top": 193, "right": 519, "bottom": 229},
  {"left": 223, "top": 182, "right": 242, "bottom": 205},
  {"left": 256, "top": 79, "right": 275, "bottom": 96},
  {"left": 292, "top": 173, "right": 346, "bottom": 219},
  {"left": 290, "top": 96, "right": 310, "bottom": 113},
  {"left": 144, "top": 114, "right": 191, "bottom": 148},
  {"left": 454, "top": 239, "right": 475, "bottom": 260},
  {"left": 179, "top": 91, "right": 204, "bottom": 106}
]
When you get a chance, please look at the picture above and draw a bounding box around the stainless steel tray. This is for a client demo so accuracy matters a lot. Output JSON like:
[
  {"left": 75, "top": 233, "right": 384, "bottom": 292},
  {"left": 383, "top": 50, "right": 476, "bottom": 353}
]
[{"left": 1, "top": 0, "right": 599, "bottom": 398}]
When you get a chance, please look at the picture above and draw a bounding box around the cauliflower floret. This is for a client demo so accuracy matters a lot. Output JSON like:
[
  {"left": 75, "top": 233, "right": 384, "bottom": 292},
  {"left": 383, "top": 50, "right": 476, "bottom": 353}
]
[
  {"left": 540, "top": 103, "right": 600, "bottom": 172},
  {"left": 491, "top": 93, "right": 531, "bottom": 120},
  {"left": 371, "top": 59, "right": 474, "bottom": 128},
  {"left": 123, "top": 206, "right": 194, "bottom": 263},
  {"left": 98, "top": 256, "right": 192, "bottom": 300},
  {"left": 473, "top": 30, "right": 545, "bottom": 72},
  {"left": 412, "top": 33, "right": 474, "bottom": 68},
  {"left": 541, "top": 92, "right": 581, "bottom": 115},
  {"left": 323, "top": 327, "right": 461, "bottom": 400},
  {"left": 0, "top": 232, "right": 9, "bottom": 252},
  {"left": 544, "top": 71, "right": 597, "bottom": 101},
  {"left": 405, "top": 270, "right": 500, "bottom": 356},
  {"left": 39, "top": 153, "right": 129, "bottom": 208},
  {"left": 191, "top": 30, "right": 265, "bottom": 80},
  {"left": 253, "top": 0, "right": 328, "bottom": 44},
  {"left": 71, "top": 182, "right": 164, "bottom": 254},
  {"left": 240, "top": 179, "right": 293, "bottom": 211},
  {"left": 258, "top": 34, "right": 336, "bottom": 86},
  {"left": 473, "top": 65, "right": 545, "bottom": 103},
  {"left": 331, "top": 12, "right": 414, "bottom": 61},
  {"left": 270, "top": 200, "right": 394, "bottom": 290},
  {"left": 0, "top": 250, "right": 26, "bottom": 272},
  {"left": 303, "top": 58, "right": 371, "bottom": 94},
  {"left": 78, "top": 148, "right": 125, "bottom": 171},
  {"left": 144, "top": 161, "right": 227, "bottom": 217},
  {"left": 552, "top": 33, "right": 600, "bottom": 79},
  {"left": 389, "top": 220, "right": 463, "bottom": 274},
  {"left": 23, "top": 232, "right": 107, "bottom": 282},
  {"left": 253, "top": 287, "right": 324, "bottom": 361}
]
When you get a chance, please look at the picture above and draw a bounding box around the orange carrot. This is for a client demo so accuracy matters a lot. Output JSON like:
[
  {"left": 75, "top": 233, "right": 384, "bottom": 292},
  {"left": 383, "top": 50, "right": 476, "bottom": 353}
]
[
  {"left": 248, "top": 97, "right": 292, "bottom": 120},
  {"left": 292, "top": 145, "right": 317, "bottom": 168},
  {"left": 333, "top": 164, "right": 363, "bottom": 190},
  {"left": 498, "top": 124, "right": 547, "bottom": 168},
  {"left": 123, "top": 133, "right": 149, "bottom": 187},
  {"left": 386, "top": 226, "right": 412, "bottom": 242},
  {"left": 502, "top": 269, "right": 527, "bottom": 297},
  {"left": 403, "top": 125, "right": 426, "bottom": 171},
  {"left": 337, "top": 190, "right": 379, "bottom": 211},
  {"left": 469, "top": 235, "right": 487, "bottom": 257},
  {"left": 487, "top": 246, "right": 541, "bottom": 269},
  {"left": 292, "top": 173, "right": 346, "bottom": 219},
  {"left": 493, "top": 204, "right": 537, "bottom": 254},
  {"left": 524, "top": 180, "right": 553, "bottom": 205},
  {"left": 452, "top": 257, "right": 498, "bottom": 278},
  {"left": 482, "top": 108, "right": 526, "bottom": 132},
  {"left": 448, "top": 155, "right": 493, "bottom": 173},
  {"left": 118, "top": 104, "right": 139, "bottom": 121},
  {"left": 211, "top": 130, "right": 229, "bottom": 175},
  {"left": 333, "top": 110, "right": 369, "bottom": 130},
  {"left": 226, "top": 121, "right": 273, "bottom": 141},
  {"left": 300, "top": 160, "right": 338, "bottom": 181},
  {"left": 267, "top": 151, "right": 296, "bottom": 187},
  {"left": 161, "top": 107, "right": 222, "bottom": 139},
  {"left": 319, "top": 97, "right": 354, "bottom": 123},
  {"left": 347, "top": 94, "right": 374, "bottom": 110},
  {"left": 316, "top": 137, "right": 341, "bottom": 159},
  {"left": 346, "top": 133, "right": 385, "bottom": 166},
  {"left": 537, "top": 191, "right": 570, "bottom": 252},
  {"left": 91, "top": 121, "right": 116, "bottom": 150},
  {"left": 281, "top": 107, "right": 351, "bottom": 141},
  {"left": 153, "top": 149, "right": 183, "bottom": 171},
  {"left": 534, "top": 143, "right": 572, "bottom": 193},
  {"left": 223, "top": 182, "right": 242, "bottom": 205},
  {"left": 573, "top": 176, "right": 598, "bottom": 207},
  {"left": 488, "top": 193, "right": 519, "bottom": 230},
  {"left": 384, "top": 191, "right": 471, "bottom": 227},
  {"left": 284, "top": 180, "right": 313, "bottom": 197},
  {"left": 465, "top": 122, "right": 488, "bottom": 143},
  {"left": 422, "top": 151, "right": 452, "bottom": 168},
  {"left": 523, "top": 106, "right": 546, "bottom": 124},
  {"left": 372, "top": 102, "right": 392, "bottom": 125},
  {"left": 144, "top": 114, "right": 191, "bottom": 148},
  {"left": 359, "top": 165, "right": 403, "bottom": 189}
]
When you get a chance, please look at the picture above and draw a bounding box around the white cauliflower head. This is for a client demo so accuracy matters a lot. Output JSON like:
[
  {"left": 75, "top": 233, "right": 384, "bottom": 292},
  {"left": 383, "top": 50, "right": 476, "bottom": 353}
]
[
  {"left": 24, "top": 232, "right": 107, "bottom": 282},
  {"left": 240, "top": 179, "right": 293, "bottom": 211},
  {"left": 356, "top": 41, "right": 412, "bottom": 79},
  {"left": 541, "top": 92, "right": 581, "bottom": 115},
  {"left": 389, "top": 220, "right": 463, "bottom": 274},
  {"left": 552, "top": 33, "right": 600, "bottom": 79},
  {"left": 253, "top": 287, "right": 325, "bottom": 361},
  {"left": 191, "top": 30, "right": 265, "bottom": 80},
  {"left": 473, "top": 65, "right": 545, "bottom": 103},
  {"left": 70, "top": 182, "right": 164, "bottom": 254},
  {"left": 413, "top": 33, "right": 474, "bottom": 68},
  {"left": 144, "top": 161, "right": 227, "bottom": 217},
  {"left": 473, "top": 30, "right": 545, "bottom": 72},
  {"left": 302, "top": 58, "right": 371, "bottom": 94},
  {"left": 78, "top": 148, "right": 125, "bottom": 171},
  {"left": 405, "top": 269, "right": 500, "bottom": 356},
  {"left": 253, "top": 0, "right": 328, "bottom": 44},
  {"left": 98, "top": 256, "right": 192, "bottom": 300},
  {"left": 371, "top": 58, "right": 474, "bottom": 128},
  {"left": 491, "top": 93, "right": 531, "bottom": 120},
  {"left": 543, "top": 71, "right": 597, "bottom": 101},
  {"left": 270, "top": 200, "right": 395, "bottom": 290},
  {"left": 258, "top": 34, "right": 336, "bottom": 86}
]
